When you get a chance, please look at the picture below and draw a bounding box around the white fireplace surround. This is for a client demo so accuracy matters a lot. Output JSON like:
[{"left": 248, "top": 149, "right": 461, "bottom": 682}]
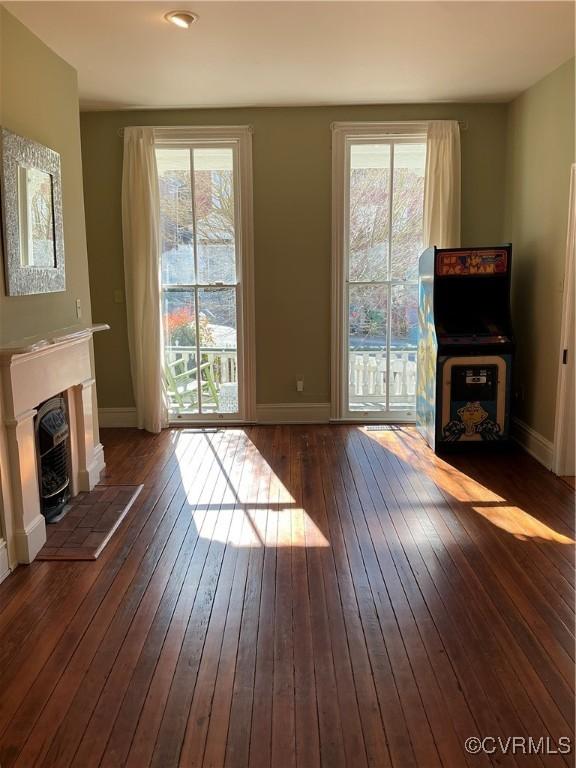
[{"left": 0, "top": 324, "right": 108, "bottom": 578}]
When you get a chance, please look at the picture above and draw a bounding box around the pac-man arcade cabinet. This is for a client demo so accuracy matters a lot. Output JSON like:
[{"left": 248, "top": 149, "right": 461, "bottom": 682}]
[{"left": 417, "top": 245, "right": 514, "bottom": 451}]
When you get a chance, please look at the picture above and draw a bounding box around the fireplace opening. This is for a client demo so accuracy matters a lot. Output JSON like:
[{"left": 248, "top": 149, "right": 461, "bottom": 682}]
[{"left": 35, "top": 396, "right": 71, "bottom": 522}]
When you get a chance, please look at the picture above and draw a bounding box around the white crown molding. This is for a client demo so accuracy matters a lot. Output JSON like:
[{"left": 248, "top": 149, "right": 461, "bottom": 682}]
[{"left": 512, "top": 417, "right": 553, "bottom": 470}]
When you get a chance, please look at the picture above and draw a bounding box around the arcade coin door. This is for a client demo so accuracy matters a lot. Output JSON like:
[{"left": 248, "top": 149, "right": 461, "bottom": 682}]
[{"left": 417, "top": 245, "right": 515, "bottom": 451}]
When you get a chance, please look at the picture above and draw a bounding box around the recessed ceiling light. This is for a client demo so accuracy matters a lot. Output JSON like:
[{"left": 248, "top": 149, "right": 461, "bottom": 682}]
[{"left": 164, "top": 10, "right": 198, "bottom": 29}]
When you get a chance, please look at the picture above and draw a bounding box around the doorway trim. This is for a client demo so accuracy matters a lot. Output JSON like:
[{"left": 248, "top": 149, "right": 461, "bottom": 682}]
[
  {"left": 155, "top": 125, "right": 256, "bottom": 424},
  {"left": 330, "top": 121, "right": 428, "bottom": 421},
  {"left": 552, "top": 163, "right": 576, "bottom": 476}
]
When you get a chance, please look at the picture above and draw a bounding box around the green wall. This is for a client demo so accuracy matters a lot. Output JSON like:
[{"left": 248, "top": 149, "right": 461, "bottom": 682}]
[
  {"left": 0, "top": 8, "right": 93, "bottom": 343},
  {"left": 81, "top": 103, "right": 508, "bottom": 409},
  {"left": 504, "top": 58, "right": 575, "bottom": 442},
  {"left": 0, "top": 10, "right": 572, "bottom": 437}
]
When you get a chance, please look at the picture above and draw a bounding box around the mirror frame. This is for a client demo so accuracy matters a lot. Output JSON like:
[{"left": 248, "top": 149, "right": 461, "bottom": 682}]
[{"left": 0, "top": 128, "right": 65, "bottom": 295}]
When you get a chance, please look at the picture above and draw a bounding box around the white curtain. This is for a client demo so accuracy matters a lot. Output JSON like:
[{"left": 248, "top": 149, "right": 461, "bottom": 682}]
[
  {"left": 122, "top": 127, "right": 167, "bottom": 433},
  {"left": 423, "top": 121, "right": 461, "bottom": 248}
]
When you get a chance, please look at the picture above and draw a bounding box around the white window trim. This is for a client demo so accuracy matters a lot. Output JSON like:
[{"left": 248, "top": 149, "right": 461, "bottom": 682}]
[
  {"left": 331, "top": 121, "right": 428, "bottom": 422},
  {"left": 155, "top": 125, "right": 256, "bottom": 424}
]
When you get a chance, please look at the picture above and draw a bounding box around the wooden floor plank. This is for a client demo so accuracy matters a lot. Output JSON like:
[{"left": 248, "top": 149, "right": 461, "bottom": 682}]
[
  {"left": 269, "top": 427, "right": 297, "bottom": 768},
  {"left": 0, "top": 425, "right": 572, "bottom": 768},
  {"left": 202, "top": 429, "right": 264, "bottom": 768},
  {"left": 362, "top": 430, "right": 571, "bottom": 758},
  {"left": 376, "top": 430, "right": 574, "bottom": 743},
  {"left": 303, "top": 429, "right": 369, "bottom": 768},
  {"left": 317, "top": 427, "right": 456, "bottom": 768},
  {"left": 453, "top": 451, "right": 576, "bottom": 593},
  {"left": 70, "top": 433, "right": 232, "bottom": 768},
  {"left": 330, "top": 427, "right": 478, "bottom": 768},
  {"left": 352, "top": 429, "right": 545, "bottom": 767},
  {"left": 387, "top": 429, "right": 575, "bottom": 728},
  {"left": 178, "top": 430, "right": 255, "bottom": 767},
  {"left": 289, "top": 429, "right": 322, "bottom": 768},
  {"left": 4, "top": 430, "right": 204, "bottom": 768},
  {"left": 30, "top": 440, "right": 210, "bottom": 768},
  {"left": 118, "top": 432, "right": 241, "bottom": 768},
  {"left": 224, "top": 427, "right": 274, "bottom": 768},
  {"left": 315, "top": 428, "right": 392, "bottom": 768},
  {"left": 147, "top": 430, "right": 246, "bottom": 768},
  {"left": 248, "top": 426, "right": 281, "bottom": 768}
]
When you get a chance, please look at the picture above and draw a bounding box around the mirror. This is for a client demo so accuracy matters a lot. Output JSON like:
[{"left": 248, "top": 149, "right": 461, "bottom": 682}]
[
  {"left": 1, "top": 129, "right": 65, "bottom": 295},
  {"left": 18, "top": 166, "right": 57, "bottom": 268}
]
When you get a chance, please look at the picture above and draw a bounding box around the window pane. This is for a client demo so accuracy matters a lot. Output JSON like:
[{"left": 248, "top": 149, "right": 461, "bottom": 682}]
[
  {"left": 156, "top": 148, "right": 195, "bottom": 285},
  {"left": 198, "top": 287, "right": 238, "bottom": 414},
  {"left": 391, "top": 143, "right": 426, "bottom": 280},
  {"left": 348, "top": 285, "right": 388, "bottom": 412},
  {"left": 389, "top": 284, "right": 418, "bottom": 411},
  {"left": 391, "top": 283, "right": 418, "bottom": 349},
  {"left": 163, "top": 290, "right": 199, "bottom": 414},
  {"left": 349, "top": 144, "right": 390, "bottom": 282},
  {"left": 194, "top": 148, "right": 236, "bottom": 285},
  {"left": 388, "top": 350, "right": 417, "bottom": 411}
]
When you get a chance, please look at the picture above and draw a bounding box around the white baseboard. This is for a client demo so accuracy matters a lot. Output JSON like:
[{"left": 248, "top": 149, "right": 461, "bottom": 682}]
[
  {"left": 79, "top": 442, "right": 106, "bottom": 490},
  {"left": 99, "top": 407, "right": 137, "bottom": 428},
  {"left": 101, "top": 403, "right": 331, "bottom": 427},
  {"left": 14, "top": 513, "right": 46, "bottom": 564},
  {"left": 512, "top": 417, "right": 554, "bottom": 469},
  {"left": 0, "top": 539, "right": 10, "bottom": 584},
  {"left": 256, "top": 402, "right": 330, "bottom": 424}
]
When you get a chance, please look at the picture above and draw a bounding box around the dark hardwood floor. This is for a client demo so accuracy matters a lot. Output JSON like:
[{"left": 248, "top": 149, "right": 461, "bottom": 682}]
[{"left": 0, "top": 425, "right": 574, "bottom": 767}]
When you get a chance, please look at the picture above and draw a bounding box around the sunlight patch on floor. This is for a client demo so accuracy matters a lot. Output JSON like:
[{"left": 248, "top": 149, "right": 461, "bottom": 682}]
[
  {"left": 472, "top": 505, "right": 575, "bottom": 544},
  {"left": 363, "top": 428, "right": 575, "bottom": 544},
  {"left": 190, "top": 507, "right": 330, "bottom": 548},
  {"left": 365, "top": 428, "right": 505, "bottom": 503}
]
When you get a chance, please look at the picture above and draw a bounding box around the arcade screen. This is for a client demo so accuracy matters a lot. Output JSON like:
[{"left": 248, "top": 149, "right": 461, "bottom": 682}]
[
  {"left": 433, "top": 248, "right": 512, "bottom": 339},
  {"left": 435, "top": 275, "right": 512, "bottom": 337}
]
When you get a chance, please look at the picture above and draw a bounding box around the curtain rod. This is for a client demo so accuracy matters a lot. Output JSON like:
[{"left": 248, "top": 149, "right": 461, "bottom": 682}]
[
  {"left": 117, "top": 125, "right": 254, "bottom": 138},
  {"left": 330, "top": 119, "right": 468, "bottom": 132},
  {"left": 117, "top": 119, "right": 468, "bottom": 138}
]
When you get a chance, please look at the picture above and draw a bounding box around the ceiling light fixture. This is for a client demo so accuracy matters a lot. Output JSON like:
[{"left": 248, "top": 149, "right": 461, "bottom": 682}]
[{"left": 164, "top": 10, "right": 198, "bottom": 29}]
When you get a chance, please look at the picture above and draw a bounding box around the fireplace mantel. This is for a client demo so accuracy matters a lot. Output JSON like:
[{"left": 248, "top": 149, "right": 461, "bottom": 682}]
[
  {"left": 0, "top": 323, "right": 108, "bottom": 575},
  {"left": 0, "top": 323, "right": 109, "bottom": 360}
]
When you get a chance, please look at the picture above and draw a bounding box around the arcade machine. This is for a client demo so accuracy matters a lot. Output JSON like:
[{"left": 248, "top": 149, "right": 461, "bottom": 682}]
[{"left": 417, "top": 245, "right": 514, "bottom": 451}]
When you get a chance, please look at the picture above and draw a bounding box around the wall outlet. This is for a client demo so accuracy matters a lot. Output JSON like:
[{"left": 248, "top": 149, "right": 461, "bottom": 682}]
[
  {"left": 296, "top": 379, "right": 304, "bottom": 392},
  {"left": 75, "top": 298, "right": 82, "bottom": 320}
]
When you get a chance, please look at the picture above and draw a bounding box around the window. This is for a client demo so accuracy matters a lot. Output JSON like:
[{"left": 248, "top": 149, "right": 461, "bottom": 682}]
[
  {"left": 156, "top": 128, "right": 254, "bottom": 421},
  {"left": 332, "top": 123, "right": 427, "bottom": 420}
]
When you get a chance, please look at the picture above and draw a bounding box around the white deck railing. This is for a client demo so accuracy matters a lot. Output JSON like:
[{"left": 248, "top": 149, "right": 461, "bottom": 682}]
[
  {"left": 349, "top": 349, "right": 416, "bottom": 407},
  {"left": 165, "top": 345, "right": 416, "bottom": 410}
]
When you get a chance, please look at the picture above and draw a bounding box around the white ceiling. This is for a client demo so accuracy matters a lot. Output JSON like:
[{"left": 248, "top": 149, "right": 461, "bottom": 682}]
[{"left": 4, "top": 1, "right": 575, "bottom": 110}]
